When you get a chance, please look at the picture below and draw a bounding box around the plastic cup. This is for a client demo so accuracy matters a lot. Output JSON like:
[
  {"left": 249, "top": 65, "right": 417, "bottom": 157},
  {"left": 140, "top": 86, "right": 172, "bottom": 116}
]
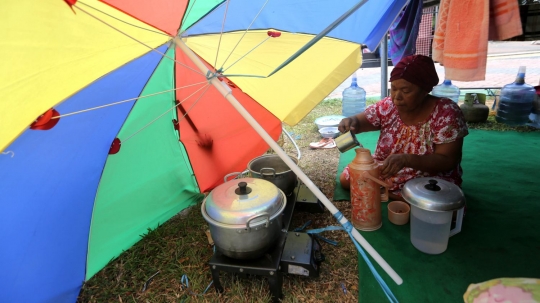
[{"left": 387, "top": 201, "right": 410, "bottom": 225}]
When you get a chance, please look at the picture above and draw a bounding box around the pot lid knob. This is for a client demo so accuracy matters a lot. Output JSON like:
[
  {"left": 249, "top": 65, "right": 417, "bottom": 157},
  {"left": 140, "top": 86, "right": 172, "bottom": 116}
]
[
  {"left": 424, "top": 179, "right": 441, "bottom": 191},
  {"left": 235, "top": 182, "right": 252, "bottom": 195}
]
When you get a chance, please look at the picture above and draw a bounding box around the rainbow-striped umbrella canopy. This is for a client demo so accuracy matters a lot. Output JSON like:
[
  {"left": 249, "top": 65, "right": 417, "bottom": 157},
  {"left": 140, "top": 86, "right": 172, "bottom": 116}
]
[{"left": 0, "top": 0, "right": 407, "bottom": 302}]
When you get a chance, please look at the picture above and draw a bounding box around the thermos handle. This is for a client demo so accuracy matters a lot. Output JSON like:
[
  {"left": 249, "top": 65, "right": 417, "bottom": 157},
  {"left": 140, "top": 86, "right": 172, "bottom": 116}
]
[
  {"left": 449, "top": 207, "right": 464, "bottom": 237},
  {"left": 361, "top": 171, "right": 391, "bottom": 202},
  {"left": 361, "top": 171, "right": 391, "bottom": 188}
]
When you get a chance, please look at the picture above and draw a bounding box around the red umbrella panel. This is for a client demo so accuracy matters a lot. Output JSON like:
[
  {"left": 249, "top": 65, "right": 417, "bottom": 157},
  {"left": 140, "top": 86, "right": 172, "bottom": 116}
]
[{"left": 175, "top": 49, "right": 282, "bottom": 192}]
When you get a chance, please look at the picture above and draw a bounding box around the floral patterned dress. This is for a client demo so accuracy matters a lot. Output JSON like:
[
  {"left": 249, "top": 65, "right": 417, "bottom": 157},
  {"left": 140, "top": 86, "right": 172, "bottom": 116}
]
[{"left": 344, "top": 96, "right": 469, "bottom": 196}]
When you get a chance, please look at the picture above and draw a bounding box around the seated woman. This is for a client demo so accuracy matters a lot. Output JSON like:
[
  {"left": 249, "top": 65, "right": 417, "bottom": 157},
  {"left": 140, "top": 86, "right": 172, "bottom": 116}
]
[{"left": 339, "top": 55, "right": 468, "bottom": 201}]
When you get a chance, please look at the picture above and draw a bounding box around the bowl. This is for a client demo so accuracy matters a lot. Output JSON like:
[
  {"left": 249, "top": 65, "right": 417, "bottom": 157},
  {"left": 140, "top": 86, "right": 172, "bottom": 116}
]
[
  {"left": 314, "top": 115, "right": 346, "bottom": 130},
  {"left": 319, "top": 127, "right": 340, "bottom": 138},
  {"left": 387, "top": 201, "right": 410, "bottom": 225}
]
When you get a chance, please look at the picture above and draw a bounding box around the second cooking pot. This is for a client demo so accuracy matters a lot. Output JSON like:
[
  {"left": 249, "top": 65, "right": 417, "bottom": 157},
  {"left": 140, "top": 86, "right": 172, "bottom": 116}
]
[
  {"left": 201, "top": 178, "right": 286, "bottom": 259},
  {"left": 247, "top": 154, "right": 298, "bottom": 196}
]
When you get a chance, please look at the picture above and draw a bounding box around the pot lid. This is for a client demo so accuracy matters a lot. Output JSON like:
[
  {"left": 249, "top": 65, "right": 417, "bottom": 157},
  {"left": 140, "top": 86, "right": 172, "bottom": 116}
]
[
  {"left": 402, "top": 178, "right": 465, "bottom": 211},
  {"left": 204, "top": 178, "right": 284, "bottom": 225}
]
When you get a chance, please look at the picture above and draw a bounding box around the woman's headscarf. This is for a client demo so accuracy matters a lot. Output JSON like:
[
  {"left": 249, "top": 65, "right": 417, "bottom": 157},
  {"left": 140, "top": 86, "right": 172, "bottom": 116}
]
[{"left": 389, "top": 55, "right": 439, "bottom": 92}]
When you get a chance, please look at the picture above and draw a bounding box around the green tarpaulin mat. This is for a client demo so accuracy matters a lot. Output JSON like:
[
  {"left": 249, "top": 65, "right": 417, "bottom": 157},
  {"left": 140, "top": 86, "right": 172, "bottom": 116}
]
[{"left": 334, "top": 129, "right": 540, "bottom": 302}]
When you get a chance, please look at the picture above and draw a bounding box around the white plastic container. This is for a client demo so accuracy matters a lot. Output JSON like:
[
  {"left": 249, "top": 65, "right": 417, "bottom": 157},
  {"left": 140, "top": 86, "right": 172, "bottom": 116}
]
[{"left": 402, "top": 178, "right": 465, "bottom": 255}]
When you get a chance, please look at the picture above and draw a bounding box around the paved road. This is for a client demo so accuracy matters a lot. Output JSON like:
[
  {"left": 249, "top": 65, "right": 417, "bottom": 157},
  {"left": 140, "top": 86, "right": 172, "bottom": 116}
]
[{"left": 327, "top": 41, "right": 540, "bottom": 99}]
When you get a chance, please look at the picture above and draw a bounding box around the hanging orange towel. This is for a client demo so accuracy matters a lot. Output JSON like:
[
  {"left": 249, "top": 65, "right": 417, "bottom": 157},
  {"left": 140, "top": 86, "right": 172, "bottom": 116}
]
[
  {"left": 432, "top": 0, "right": 522, "bottom": 81},
  {"left": 488, "top": 0, "right": 523, "bottom": 41}
]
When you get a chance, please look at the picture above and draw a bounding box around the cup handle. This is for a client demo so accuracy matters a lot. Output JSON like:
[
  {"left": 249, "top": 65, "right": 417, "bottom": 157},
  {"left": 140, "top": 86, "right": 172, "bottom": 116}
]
[{"left": 449, "top": 207, "right": 464, "bottom": 237}]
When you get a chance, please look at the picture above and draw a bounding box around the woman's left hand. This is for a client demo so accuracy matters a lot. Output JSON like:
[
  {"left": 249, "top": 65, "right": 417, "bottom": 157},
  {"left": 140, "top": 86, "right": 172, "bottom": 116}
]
[{"left": 380, "top": 154, "right": 408, "bottom": 179}]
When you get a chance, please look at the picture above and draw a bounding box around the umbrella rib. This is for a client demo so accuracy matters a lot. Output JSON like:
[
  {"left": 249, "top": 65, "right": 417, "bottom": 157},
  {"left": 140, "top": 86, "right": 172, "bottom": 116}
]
[
  {"left": 218, "top": 0, "right": 270, "bottom": 70},
  {"left": 176, "top": 0, "right": 198, "bottom": 37},
  {"left": 212, "top": 0, "right": 231, "bottom": 69},
  {"left": 174, "top": 84, "right": 213, "bottom": 131},
  {"left": 221, "top": 36, "right": 271, "bottom": 74},
  {"left": 74, "top": 3, "right": 204, "bottom": 76},
  {"left": 267, "top": 0, "right": 370, "bottom": 77},
  {"left": 123, "top": 83, "right": 211, "bottom": 143},
  {"left": 51, "top": 82, "right": 208, "bottom": 119}
]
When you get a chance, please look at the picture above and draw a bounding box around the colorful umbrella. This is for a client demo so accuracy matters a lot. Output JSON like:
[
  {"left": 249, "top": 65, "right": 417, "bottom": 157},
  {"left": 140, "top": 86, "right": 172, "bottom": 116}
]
[{"left": 0, "top": 0, "right": 408, "bottom": 302}]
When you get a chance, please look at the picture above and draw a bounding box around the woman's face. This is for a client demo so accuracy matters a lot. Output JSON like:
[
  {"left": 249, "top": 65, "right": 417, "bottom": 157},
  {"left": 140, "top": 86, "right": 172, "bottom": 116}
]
[{"left": 390, "top": 79, "right": 427, "bottom": 113}]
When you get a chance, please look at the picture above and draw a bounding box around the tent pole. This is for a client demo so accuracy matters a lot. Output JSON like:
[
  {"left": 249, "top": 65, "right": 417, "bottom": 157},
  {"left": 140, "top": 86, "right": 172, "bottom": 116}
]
[
  {"left": 174, "top": 37, "right": 403, "bottom": 286},
  {"left": 381, "top": 32, "right": 389, "bottom": 98}
]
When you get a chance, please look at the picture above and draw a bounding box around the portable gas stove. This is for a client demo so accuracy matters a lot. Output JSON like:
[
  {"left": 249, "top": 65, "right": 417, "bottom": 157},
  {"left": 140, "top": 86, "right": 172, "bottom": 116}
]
[{"left": 208, "top": 181, "right": 326, "bottom": 302}]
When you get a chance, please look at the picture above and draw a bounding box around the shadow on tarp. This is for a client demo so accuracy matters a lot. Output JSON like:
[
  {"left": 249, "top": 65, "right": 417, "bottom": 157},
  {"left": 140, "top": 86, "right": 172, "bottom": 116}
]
[{"left": 334, "top": 129, "right": 540, "bottom": 302}]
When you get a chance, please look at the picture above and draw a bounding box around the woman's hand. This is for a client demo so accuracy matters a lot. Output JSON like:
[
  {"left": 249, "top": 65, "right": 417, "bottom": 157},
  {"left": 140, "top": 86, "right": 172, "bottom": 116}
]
[
  {"left": 380, "top": 154, "right": 409, "bottom": 179},
  {"left": 338, "top": 116, "right": 360, "bottom": 133}
]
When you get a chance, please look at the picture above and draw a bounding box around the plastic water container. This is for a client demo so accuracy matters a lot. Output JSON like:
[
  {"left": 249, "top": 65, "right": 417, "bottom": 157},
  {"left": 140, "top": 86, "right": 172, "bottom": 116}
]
[
  {"left": 528, "top": 82, "right": 540, "bottom": 128},
  {"left": 496, "top": 66, "right": 536, "bottom": 126},
  {"left": 342, "top": 75, "right": 366, "bottom": 117},
  {"left": 431, "top": 79, "right": 460, "bottom": 103}
]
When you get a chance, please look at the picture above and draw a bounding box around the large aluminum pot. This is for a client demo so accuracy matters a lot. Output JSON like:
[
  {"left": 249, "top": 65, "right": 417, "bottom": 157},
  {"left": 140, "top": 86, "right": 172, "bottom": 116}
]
[
  {"left": 201, "top": 178, "right": 286, "bottom": 259},
  {"left": 247, "top": 154, "right": 298, "bottom": 196}
]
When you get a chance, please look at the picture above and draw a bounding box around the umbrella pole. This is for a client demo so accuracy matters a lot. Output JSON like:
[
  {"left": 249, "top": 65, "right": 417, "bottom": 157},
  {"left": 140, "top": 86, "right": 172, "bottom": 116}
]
[{"left": 174, "top": 37, "right": 403, "bottom": 286}]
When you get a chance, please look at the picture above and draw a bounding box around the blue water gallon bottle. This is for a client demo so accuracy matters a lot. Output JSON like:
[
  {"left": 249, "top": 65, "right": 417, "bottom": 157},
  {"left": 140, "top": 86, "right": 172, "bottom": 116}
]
[
  {"left": 342, "top": 75, "right": 366, "bottom": 117},
  {"left": 431, "top": 79, "right": 460, "bottom": 103},
  {"left": 495, "top": 66, "right": 536, "bottom": 126}
]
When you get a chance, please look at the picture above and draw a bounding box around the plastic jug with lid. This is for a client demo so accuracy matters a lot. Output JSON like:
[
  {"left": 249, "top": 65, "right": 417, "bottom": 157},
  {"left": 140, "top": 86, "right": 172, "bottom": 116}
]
[{"left": 402, "top": 178, "right": 465, "bottom": 254}]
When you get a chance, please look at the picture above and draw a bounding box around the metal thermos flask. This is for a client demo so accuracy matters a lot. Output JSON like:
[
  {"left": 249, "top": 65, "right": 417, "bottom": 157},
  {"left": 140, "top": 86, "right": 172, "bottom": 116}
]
[{"left": 349, "top": 148, "right": 390, "bottom": 231}]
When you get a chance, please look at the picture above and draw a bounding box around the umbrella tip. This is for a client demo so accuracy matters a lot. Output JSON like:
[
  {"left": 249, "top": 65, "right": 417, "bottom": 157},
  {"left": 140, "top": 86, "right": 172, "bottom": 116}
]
[{"left": 30, "top": 108, "right": 60, "bottom": 130}]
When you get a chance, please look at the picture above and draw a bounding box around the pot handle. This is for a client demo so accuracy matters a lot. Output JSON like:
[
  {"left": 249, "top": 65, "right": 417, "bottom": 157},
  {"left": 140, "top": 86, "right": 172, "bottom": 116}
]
[
  {"left": 224, "top": 171, "right": 248, "bottom": 183},
  {"left": 259, "top": 167, "right": 276, "bottom": 178},
  {"left": 246, "top": 212, "right": 270, "bottom": 231}
]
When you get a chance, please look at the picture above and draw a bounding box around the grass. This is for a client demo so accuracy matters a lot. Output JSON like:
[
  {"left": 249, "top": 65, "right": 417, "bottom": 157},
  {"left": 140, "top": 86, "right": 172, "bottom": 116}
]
[{"left": 77, "top": 96, "right": 539, "bottom": 303}]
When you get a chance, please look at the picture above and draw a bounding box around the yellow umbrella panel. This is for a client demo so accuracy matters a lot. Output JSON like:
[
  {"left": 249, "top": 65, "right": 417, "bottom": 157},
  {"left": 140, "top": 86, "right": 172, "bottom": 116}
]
[{"left": 185, "top": 31, "right": 362, "bottom": 126}]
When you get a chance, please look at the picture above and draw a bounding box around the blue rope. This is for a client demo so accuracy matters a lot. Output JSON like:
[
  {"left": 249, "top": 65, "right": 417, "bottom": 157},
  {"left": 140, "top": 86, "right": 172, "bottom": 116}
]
[
  {"left": 333, "top": 212, "right": 399, "bottom": 303},
  {"left": 180, "top": 274, "right": 214, "bottom": 297},
  {"left": 293, "top": 220, "right": 312, "bottom": 232},
  {"left": 293, "top": 221, "right": 341, "bottom": 246}
]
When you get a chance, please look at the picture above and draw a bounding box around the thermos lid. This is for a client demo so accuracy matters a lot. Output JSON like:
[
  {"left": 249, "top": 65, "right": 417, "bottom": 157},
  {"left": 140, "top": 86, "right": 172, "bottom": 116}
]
[{"left": 402, "top": 178, "right": 465, "bottom": 211}]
